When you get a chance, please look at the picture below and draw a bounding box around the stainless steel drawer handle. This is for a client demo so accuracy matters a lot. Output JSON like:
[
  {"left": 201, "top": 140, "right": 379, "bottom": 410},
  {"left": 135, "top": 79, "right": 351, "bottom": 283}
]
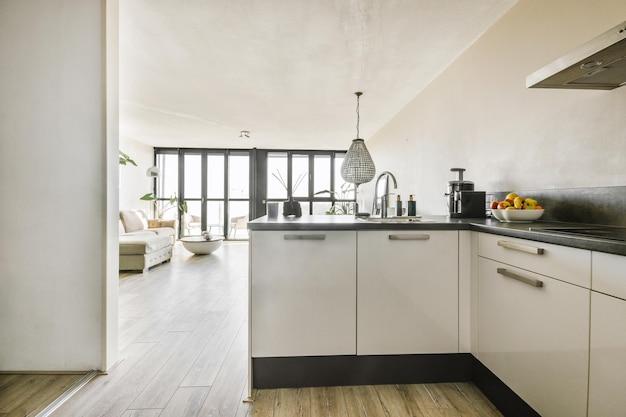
[
  {"left": 388, "top": 234, "right": 430, "bottom": 241},
  {"left": 497, "top": 240, "right": 544, "bottom": 255},
  {"left": 497, "top": 268, "right": 544, "bottom": 287},
  {"left": 284, "top": 234, "right": 326, "bottom": 240}
]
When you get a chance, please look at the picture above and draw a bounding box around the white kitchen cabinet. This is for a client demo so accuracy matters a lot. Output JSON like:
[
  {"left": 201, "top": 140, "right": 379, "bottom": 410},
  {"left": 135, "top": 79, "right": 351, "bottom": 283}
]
[
  {"left": 588, "top": 252, "right": 626, "bottom": 417},
  {"left": 476, "top": 234, "right": 590, "bottom": 417},
  {"left": 250, "top": 230, "right": 356, "bottom": 357},
  {"left": 357, "top": 230, "right": 459, "bottom": 355}
]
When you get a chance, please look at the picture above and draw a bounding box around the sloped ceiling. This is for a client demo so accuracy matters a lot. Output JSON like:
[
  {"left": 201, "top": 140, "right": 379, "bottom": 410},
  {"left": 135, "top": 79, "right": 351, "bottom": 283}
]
[{"left": 119, "top": 0, "right": 517, "bottom": 150}]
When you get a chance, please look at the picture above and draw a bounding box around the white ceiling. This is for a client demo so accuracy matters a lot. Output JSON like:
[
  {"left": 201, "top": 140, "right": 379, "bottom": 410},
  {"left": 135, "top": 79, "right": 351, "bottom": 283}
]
[{"left": 119, "top": 0, "right": 517, "bottom": 150}]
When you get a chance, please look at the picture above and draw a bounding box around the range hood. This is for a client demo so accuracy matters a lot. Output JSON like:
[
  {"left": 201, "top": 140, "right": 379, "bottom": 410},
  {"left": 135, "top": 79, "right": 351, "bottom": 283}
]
[{"left": 527, "top": 21, "right": 626, "bottom": 90}]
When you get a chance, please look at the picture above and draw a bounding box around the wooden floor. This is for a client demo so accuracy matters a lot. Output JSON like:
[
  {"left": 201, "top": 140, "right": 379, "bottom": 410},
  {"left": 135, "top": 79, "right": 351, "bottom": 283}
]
[
  {"left": 253, "top": 384, "right": 504, "bottom": 417},
  {"left": 8, "top": 241, "right": 502, "bottom": 417},
  {"left": 0, "top": 373, "right": 86, "bottom": 417}
]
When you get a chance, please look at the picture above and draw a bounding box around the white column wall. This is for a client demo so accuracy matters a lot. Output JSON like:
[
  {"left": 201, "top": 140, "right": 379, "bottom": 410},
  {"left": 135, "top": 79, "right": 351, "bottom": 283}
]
[
  {"left": 119, "top": 137, "right": 154, "bottom": 212},
  {"left": 0, "top": 0, "right": 108, "bottom": 371},
  {"left": 105, "top": 0, "right": 120, "bottom": 372}
]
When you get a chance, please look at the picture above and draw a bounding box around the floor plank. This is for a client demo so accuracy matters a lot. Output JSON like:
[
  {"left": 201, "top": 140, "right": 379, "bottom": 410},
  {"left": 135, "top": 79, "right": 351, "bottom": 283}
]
[
  {"left": 196, "top": 321, "right": 250, "bottom": 417},
  {"left": 158, "top": 386, "right": 209, "bottom": 417},
  {"left": 0, "top": 373, "right": 86, "bottom": 417},
  {"left": 251, "top": 389, "right": 276, "bottom": 417},
  {"left": 128, "top": 312, "right": 224, "bottom": 409},
  {"left": 373, "top": 384, "right": 415, "bottom": 417},
  {"left": 310, "top": 386, "right": 346, "bottom": 417}
]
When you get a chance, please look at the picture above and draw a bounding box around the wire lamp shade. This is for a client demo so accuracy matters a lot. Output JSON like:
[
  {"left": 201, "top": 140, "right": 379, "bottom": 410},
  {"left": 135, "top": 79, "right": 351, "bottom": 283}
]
[
  {"left": 340, "top": 92, "right": 376, "bottom": 185},
  {"left": 341, "top": 139, "right": 376, "bottom": 185}
]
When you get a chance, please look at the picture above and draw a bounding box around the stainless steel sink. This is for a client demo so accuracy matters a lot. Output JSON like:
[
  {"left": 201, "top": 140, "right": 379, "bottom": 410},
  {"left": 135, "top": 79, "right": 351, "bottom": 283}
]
[{"left": 358, "top": 216, "right": 432, "bottom": 224}]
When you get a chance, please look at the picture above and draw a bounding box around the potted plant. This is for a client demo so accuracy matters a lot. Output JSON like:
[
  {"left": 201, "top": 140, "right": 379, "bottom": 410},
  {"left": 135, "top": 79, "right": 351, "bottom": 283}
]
[
  {"left": 140, "top": 193, "right": 187, "bottom": 219},
  {"left": 314, "top": 182, "right": 354, "bottom": 215},
  {"left": 272, "top": 170, "right": 304, "bottom": 217}
]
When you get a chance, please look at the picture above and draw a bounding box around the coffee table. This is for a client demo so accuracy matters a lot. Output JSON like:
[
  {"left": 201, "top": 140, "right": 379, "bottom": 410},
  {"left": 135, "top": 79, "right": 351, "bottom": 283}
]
[{"left": 180, "top": 236, "right": 224, "bottom": 255}]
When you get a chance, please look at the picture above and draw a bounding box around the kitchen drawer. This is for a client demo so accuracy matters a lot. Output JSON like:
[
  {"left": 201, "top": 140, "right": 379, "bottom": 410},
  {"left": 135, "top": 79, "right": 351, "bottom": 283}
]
[
  {"left": 478, "top": 233, "right": 590, "bottom": 288},
  {"left": 592, "top": 251, "right": 626, "bottom": 300}
]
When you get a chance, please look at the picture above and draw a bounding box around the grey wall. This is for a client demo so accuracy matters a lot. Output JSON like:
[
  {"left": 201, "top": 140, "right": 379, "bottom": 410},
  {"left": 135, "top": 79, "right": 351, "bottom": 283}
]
[{"left": 363, "top": 0, "right": 626, "bottom": 216}]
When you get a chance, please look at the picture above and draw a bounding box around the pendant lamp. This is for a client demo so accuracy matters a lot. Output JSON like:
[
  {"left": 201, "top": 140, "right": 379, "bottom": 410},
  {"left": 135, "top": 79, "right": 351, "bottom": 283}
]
[{"left": 340, "top": 92, "right": 376, "bottom": 185}]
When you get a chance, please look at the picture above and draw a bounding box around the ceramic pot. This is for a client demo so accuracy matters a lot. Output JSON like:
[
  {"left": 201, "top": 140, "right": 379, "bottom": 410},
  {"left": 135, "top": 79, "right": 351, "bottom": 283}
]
[{"left": 283, "top": 198, "right": 302, "bottom": 217}]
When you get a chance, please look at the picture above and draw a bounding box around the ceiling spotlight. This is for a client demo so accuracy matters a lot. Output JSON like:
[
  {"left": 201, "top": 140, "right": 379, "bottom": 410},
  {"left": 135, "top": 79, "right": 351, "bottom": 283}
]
[{"left": 239, "top": 130, "right": 250, "bottom": 138}]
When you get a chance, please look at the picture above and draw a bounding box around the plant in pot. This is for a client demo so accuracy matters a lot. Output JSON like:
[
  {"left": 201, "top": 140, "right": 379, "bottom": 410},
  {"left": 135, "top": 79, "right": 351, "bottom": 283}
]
[
  {"left": 140, "top": 193, "right": 187, "bottom": 219},
  {"left": 272, "top": 170, "right": 304, "bottom": 217},
  {"left": 314, "top": 182, "right": 354, "bottom": 215}
]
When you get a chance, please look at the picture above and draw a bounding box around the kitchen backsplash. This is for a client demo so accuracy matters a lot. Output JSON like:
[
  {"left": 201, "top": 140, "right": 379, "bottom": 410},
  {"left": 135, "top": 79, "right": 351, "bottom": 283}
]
[{"left": 491, "top": 186, "right": 626, "bottom": 227}]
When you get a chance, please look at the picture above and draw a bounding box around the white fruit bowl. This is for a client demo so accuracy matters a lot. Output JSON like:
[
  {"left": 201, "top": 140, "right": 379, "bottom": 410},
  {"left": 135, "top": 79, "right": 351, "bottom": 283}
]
[
  {"left": 502, "top": 209, "right": 545, "bottom": 223},
  {"left": 490, "top": 209, "right": 506, "bottom": 221}
]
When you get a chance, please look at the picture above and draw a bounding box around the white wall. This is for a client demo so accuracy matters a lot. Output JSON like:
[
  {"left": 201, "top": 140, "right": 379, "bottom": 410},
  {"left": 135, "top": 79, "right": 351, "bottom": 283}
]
[
  {"left": 119, "top": 136, "right": 154, "bottom": 212},
  {"left": 0, "top": 0, "right": 109, "bottom": 371},
  {"left": 364, "top": 0, "right": 626, "bottom": 215}
]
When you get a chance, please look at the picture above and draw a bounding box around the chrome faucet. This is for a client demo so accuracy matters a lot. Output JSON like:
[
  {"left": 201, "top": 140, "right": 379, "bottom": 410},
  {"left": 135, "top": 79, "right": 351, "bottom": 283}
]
[{"left": 372, "top": 171, "right": 398, "bottom": 218}]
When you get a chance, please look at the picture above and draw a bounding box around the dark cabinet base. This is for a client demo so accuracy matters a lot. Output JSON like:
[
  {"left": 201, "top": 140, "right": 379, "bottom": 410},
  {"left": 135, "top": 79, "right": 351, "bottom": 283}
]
[{"left": 252, "top": 354, "right": 539, "bottom": 417}]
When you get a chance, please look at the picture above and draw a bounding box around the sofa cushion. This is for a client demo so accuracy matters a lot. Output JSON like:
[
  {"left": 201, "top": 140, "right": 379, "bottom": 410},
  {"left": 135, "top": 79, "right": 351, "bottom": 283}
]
[
  {"left": 149, "top": 227, "right": 175, "bottom": 238},
  {"left": 120, "top": 210, "right": 146, "bottom": 233},
  {"left": 123, "top": 230, "right": 157, "bottom": 238},
  {"left": 119, "top": 234, "right": 171, "bottom": 255}
]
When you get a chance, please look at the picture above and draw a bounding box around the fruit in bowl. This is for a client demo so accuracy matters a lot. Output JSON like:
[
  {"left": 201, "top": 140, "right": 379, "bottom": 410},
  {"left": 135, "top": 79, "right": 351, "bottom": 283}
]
[{"left": 490, "top": 194, "right": 544, "bottom": 222}]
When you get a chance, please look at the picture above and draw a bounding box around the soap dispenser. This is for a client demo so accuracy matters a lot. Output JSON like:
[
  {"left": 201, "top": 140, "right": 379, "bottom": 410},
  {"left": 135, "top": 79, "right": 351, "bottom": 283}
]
[
  {"left": 407, "top": 195, "right": 416, "bottom": 216},
  {"left": 396, "top": 195, "right": 402, "bottom": 217}
]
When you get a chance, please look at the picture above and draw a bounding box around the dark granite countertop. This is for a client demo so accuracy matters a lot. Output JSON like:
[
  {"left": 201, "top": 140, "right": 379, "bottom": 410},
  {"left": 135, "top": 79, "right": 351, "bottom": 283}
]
[{"left": 248, "top": 214, "right": 626, "bottom": 256}]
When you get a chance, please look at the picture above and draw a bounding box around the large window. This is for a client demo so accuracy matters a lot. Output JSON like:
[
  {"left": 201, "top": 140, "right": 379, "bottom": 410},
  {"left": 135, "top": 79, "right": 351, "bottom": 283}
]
[
  {"left": 266, "top": 151, "right": 352, "bottom": 215},
  {"left": 153, "top": 148, "right": 350, "bottom": 240},
  {"left": 227, "top": 152, "right": 249, "bottom": 239},
  {"left": 154, "top": 152, "right": 179, "bottom": 220},
  {"left": 154, "top": 149, "right": 251, "bottom": 240}
]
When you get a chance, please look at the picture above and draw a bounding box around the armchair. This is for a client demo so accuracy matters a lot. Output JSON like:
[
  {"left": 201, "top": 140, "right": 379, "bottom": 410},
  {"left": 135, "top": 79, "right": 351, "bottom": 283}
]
[
  {"left": 229, "top": 215, "right": 248, "bottom": 238},
  {"left": 183, "top": 213, "right": 202, "bottom": 236}
]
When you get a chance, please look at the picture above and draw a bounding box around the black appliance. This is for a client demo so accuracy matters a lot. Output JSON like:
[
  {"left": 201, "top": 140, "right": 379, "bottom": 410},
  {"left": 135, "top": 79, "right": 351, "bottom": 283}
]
[{"left": 445, "top": 168, "right": 486, "bottom": 218}]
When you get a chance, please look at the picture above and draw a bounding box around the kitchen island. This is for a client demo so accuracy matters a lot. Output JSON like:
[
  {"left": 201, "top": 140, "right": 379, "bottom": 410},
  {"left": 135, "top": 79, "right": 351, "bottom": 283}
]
[{"left": 248, "top": 215, "right": 626, "bottom": 417}]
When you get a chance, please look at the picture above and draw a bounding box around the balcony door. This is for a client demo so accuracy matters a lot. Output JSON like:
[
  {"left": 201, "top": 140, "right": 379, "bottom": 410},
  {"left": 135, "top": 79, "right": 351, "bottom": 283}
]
[{"left": 156, "top": 150, "right": 250, "bottom": 240}]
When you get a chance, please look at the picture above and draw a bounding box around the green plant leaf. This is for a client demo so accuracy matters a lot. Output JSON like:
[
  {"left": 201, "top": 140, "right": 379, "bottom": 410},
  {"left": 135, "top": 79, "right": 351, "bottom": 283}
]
[
  {"left": 314, "top": 189, "right": 338, "bottom": 197},
  {"left": 119, "top": 150, "right": 137, "bottom": 166},
  {"left": 140, "top": 193, "right": 155, "bottom": 201}
]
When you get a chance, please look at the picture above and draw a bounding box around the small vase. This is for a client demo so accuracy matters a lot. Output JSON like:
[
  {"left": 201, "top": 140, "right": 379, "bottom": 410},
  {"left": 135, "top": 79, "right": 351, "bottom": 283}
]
[{"left": 283, "top": 197, "right": 302, "bottom": 217}]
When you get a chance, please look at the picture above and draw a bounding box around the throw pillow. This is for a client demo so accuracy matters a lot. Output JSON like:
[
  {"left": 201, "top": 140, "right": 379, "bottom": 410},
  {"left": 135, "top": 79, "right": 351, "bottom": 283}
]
[
  {"left": 148, "top": 219, "right": 161, "bottom": 228},
  {"left": 120, "top": 210, "right": 145, "bottom": 232}
]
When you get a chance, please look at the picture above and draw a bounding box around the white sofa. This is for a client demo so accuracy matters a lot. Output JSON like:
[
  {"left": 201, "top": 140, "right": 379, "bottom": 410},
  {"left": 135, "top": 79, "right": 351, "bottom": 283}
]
[{"left": 119, "top": 210, "right": 176, "bottom": 272}]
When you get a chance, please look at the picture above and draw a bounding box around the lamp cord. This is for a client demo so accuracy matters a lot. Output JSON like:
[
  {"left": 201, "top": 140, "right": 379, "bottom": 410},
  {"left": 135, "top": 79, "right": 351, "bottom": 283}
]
[{"left": 355, "top": 91, "right": 362, "bottom": 139}]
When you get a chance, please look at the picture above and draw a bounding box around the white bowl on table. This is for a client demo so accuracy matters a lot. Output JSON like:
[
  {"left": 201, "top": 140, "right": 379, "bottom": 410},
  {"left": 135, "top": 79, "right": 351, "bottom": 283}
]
[{"left": 180, "top": 236, "right": 224, "bottom": 255}]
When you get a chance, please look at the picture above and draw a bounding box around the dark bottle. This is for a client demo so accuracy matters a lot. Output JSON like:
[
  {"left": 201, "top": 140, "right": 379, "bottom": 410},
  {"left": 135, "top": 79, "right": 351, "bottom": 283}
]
[
  {"left": 408, "top": 195, "right": 416, "bottom": 216},
  {"left": 396, "top": 195, "right": 403, "bottom": 217}
]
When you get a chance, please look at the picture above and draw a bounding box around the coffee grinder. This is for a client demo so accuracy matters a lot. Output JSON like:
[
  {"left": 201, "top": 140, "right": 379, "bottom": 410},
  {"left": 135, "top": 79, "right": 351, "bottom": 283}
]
[{"left": 445, "top": 168, "right": 486, "bottom": 218}]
